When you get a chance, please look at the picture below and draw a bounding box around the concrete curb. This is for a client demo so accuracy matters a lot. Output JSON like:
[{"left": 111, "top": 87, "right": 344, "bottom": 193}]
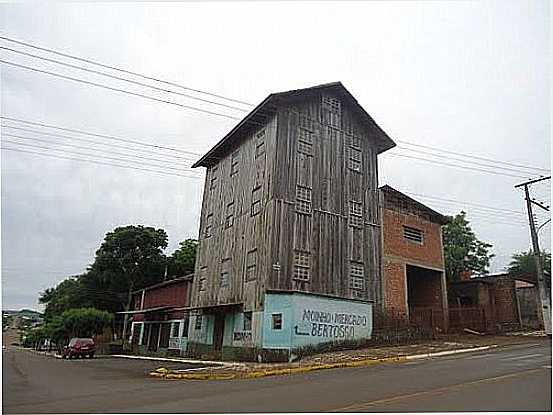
[
  {"left": 110, "top": 354, "right": 235, "bottom": 367},
  {"left": 149, "top": 345, "right": 500, "bottom": 381}
]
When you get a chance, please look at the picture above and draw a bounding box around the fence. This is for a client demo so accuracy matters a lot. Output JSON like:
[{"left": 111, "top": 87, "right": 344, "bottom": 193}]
[{"left": 448, "top": 306, "right": 489, "bottom": 333}]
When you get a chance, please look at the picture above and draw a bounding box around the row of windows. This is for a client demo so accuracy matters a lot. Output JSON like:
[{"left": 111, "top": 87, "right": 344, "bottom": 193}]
[
  {"left": 197, "top": 249, "right": 259, "bottom": 291},
  {"left": 193, "top": 312, "right": 253, "bottom": 332}
]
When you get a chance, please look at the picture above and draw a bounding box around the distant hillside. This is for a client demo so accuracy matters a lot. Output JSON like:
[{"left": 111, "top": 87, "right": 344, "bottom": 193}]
[{"left": 3, "top": 309, "right": 43, "bottom": 319}]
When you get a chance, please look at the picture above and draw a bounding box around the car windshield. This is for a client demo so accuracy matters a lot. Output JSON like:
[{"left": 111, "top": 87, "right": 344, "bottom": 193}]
[{"left": 69, "top": 338, "right": 93, "bottom": 346}]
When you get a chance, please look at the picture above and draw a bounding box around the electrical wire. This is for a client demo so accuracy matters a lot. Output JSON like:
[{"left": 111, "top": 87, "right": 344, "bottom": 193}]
[
  {"left": 0, "top": 59, "right": 242, "bottom": 121},
  {"left": 1, "top": 46, "right": 248, "bottom": 113},
  {"left": 0, "top": 35, "right": 254, "bottom": 107}
]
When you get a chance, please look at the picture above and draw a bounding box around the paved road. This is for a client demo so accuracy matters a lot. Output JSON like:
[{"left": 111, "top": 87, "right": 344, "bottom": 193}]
[{"left": 3, "top": 340, "right": 551, "bottom": 413}]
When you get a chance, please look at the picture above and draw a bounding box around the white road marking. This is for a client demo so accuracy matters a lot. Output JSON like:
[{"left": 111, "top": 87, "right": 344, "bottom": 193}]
[
  {"left": 502, "top": 353, "right": 544, "bottom": 361},
  {"left": 465, "top": 354, "right": 494, "bottom": 360}
]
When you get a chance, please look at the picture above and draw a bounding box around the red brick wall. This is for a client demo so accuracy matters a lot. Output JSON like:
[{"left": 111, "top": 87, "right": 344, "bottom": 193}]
[
  {"left": 490, "top": 277, "right": 519, "bottom": 326},
  {"left": 142, "top": 281, "right": 190, "bottom": 309},
  {"left": 382, "top": 209, "right": 444, "bottom": 269},
  {"left": 383, "top": 260, "right": 407, "bottom": 315}
]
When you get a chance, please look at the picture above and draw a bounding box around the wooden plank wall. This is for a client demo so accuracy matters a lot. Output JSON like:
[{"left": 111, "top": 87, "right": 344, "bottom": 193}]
[
  {"left": 269, "top": 92, "right": 383, "bottom": 304},
  {"left": 191, "top": 115, "right": 279, "bottom": 312}
]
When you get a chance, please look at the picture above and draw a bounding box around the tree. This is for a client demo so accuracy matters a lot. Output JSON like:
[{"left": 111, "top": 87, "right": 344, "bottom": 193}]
[
  {"left": 167, "top": 239, "right": 198, "bottom": 277},
  {"left": 507, "top": 250, "right": 551, "bottom": 288},
  {"left": 88, "top": 225, "right": 168, "bottom": 338},
  {"left": 39, "top": 277, "right": 92, "bottom": 321},
  {"left": 442, "top": 211, "right": 495, "bottom": 281}
]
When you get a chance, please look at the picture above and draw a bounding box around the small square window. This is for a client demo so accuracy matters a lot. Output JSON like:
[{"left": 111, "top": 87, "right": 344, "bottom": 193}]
[
  {"left": 298, "top": 140, "right": 313, "bottom": 156},
  {"left": 296, "top": 186, "right": 312, "bottom": 214},
  {"left": 243, "top": 312, "right": 252, "bottom": 331},
  {"left": 272, "top": 313, "right": 282, "bottom": 330},
  {"left": 225, "top": 202, "right": 234, "bottom": 228},
  {"left": 404, "top": 226, "right": 424, "bottom": 244},
  {"left": 251, "top": 186, "right": 262, "bottom": 216},
  {"left": 293, "top": 250, "right": 310, "bottom": 281},
  {"left": 195, "top": 315, "right": 203, "bottom": 330},
  {"left": 350, "top": 262, "right": 365, "bottom": 291},
  {"left": 246, "top": 249, "right": 257, "bottom": 281},
  {"left": 256, "top": 130, "right": 266, "bottom": 158},
  {"left": 220, "top": 271, "right": 229, "bottom": 287},
  {"left": 349, "top": 148, "right": 362, "bottom": 172},
  {"left": 349, "top": 201, "right": 363, "bottom": 228},
  {"left": 231, "top": 151, "right": 240, "bottom": 176},
  {"left": 204, "top": 214, "right": 213, "bottom": 238}
]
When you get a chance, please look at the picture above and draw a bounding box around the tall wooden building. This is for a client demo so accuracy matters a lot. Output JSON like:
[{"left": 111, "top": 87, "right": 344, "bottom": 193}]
[{"left": 187, "top": 82, "right": 396, "bottom": 360}]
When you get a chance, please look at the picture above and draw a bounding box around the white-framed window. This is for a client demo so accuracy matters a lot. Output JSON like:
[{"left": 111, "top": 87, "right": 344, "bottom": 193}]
[
  {"left": 204, "top": 213, "right": 213, "bottom": 238},
  {"left": 404, "top": 226, "right": 424, "bottom": 244},
  {"left": 171, "top": 321, "right": 180, "bottom": 338},
  {"left": 349, "top": 148, "right": 362, "bottom": 172},
  {"left": 322, "top": 95, "right": 341, "bottom": 127},
  {"left": 256, "top": 130, "right": 266, "bottom": 158},
  {"left": 231, "top": 150, "right": 240, "bottom": 176},
  {"left": 350, "top": 262, "right": 365, "bottom": 291},
  {"left": 296, "top": 185, "right": 312, "bottom": 214},
  {"left": 246, "top": 249, "right": 257, "bottom": 281},
  {"left": 251, "top": 186, "right": 262, "bottom": 216},
  {"left": 349, "top": 201, "right": 363, "bottom": 228},
  {"left": 293, "top": 250, "right": 311, "bottom": 281},
  {"left": 243, "top": 312, "right": 252, "bottom": 331},
  {"left": 225, "top": 201, "right": 234, "bottom": 228}
]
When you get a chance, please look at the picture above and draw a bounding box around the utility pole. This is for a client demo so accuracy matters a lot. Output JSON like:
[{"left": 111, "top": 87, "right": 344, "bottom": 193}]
[{"left": 515, "top": 176, "right": 551, "bottom": 335}]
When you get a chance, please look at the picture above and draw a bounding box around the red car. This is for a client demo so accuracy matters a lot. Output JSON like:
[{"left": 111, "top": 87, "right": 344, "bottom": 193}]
[{"left": 62, "top": 338, "right": 95, "bottom": 359}]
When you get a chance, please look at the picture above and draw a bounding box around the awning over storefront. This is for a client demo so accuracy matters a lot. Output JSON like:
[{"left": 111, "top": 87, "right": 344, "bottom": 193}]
[
  {"left": 116, "top": 306, "right": 175, "bottom": 315},
  {"left": 172, "top": 302, "right": 243, "bottom": 314}
]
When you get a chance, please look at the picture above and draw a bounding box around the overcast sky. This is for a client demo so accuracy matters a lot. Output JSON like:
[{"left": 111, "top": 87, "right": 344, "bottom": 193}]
[{"left": 1, "top": 1, "right": 550, "bottom": 311}]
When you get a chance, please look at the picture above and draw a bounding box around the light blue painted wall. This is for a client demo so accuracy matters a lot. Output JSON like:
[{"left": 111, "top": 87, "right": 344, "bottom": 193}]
[
  {"left": 188, "top": 314, "right": 214, "bottom": 345},
  {"left": 263, "top": 293, "right": 373, "bottom": 350}
]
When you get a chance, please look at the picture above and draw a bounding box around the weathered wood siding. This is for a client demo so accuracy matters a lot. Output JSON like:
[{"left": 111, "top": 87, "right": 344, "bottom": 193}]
[
  {"left": 191, "top": 115, "right": 278, "bottom": 312},
  {"left": 269, "top": 91, "right": 383, "bottom": 303}
]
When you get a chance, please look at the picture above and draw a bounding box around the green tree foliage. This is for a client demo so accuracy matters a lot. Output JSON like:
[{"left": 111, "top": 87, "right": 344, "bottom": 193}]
[
  {"left": 39, "top": 277, "right": 92, "bottom": 321},
  {"left": 442, "top": 211, "right": 495, "bottom": 281},
  {"left": 167, "top": 239, "right": 198, "bottom": 277},
  {"left": 507, "top": 250, "right": 551, "bottom": 288}
]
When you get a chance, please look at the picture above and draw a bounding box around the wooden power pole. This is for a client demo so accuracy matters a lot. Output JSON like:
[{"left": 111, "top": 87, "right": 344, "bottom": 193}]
[{"left": 515, "top": 176, "right": 551, "bottom": 335}]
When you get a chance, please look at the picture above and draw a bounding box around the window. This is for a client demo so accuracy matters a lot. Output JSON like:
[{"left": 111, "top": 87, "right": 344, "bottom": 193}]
[
  {"left": 299, "top": 114, "right": 314, "bottom": 131},
  {"left": 321, "top": 178, "right": 330, "bottom": 210},
  {"left": 231, "top": 150, "right": 240, "bottom": 176},
  {"left": 298, "top": 140, "right": 313, "bottom": 156},
  {"left": 246, "top": 249, "right": 257, "bottom": 281},
  {"left": 198, "top": 267, "right": 207, "bottom": 291},
  {"left": 272, "top": 313, "right": 283, "bottom": 330},
  {"left": 256, "top": 130, "right": 266, "bottom": 158},
  {"left": 298, "top": 128, "right": 313, "bottom": 156},
  {"left": 195, "top": 315, "right": 203, "bottom": 330},
  {"left": 349, "top": 201, "right": 363, "bottom": 228},
  {"left": 243, "top": 312, "right": 252, "bottom": 331},
  {"left": 296, "top": 185, "right": 312, "bottom": 214},
  {"left": 225, "top": 202, "right": 234, "bottom": 228},
  {"left": 349, "top": 135, "right": 361, "bottom": 149},
  {"left": 293, "top": 250, "right": 311, "bottom": 281},
  {"left": 251, "top": 186, "right": 262, "bottom": 216},
  {"left": 403, "top": 226, "right": 424, "bottom": 244},
  {"left": 204, "top": 214, "right": 213, "bottom": 238},
  {"left": 349, "top": 148, "right": 362, "bottom": 172},
  {"left": 210, "top": 166, "right": 218, "bottom": 190},
  {"left": 220, "top": 258, "right": 230, "bottom": 287},
  {"left": 171, "top": 322, "right": 180, "bottom": 337},
  {"left": 350, "top": 262, "right": 365, "bottom": 290},
  {"left": 322, "top": 95, "right": 341, "bottom": 127}
]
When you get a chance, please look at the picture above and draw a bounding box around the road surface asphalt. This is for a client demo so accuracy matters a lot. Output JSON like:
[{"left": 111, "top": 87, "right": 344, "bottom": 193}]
[{"left": 3, "top": 339, "right": 551, "bottom": 413}]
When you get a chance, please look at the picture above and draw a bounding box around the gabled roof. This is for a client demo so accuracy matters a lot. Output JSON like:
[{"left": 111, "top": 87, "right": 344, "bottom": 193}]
[
  {"left": 192, "top": 82, "right": 396, "bottom": 168},
  {"left": 380, "top": 185, "right": 450, "bottom": 225}
]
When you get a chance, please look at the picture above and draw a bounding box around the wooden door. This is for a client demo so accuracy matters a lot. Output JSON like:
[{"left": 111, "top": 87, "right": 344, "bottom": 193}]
[{"left": 213, "top": 314, "right": 225, "bottom": 353}]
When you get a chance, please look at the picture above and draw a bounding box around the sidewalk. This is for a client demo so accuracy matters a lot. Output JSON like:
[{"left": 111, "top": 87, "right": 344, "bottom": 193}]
[{"left": 150, "top": 332, "right": 550, "bottom": 381}]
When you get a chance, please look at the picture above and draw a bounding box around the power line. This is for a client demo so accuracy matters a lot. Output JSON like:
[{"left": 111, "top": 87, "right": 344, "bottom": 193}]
[
  {"left": 1, "top": 116, "right": 203, "bottom": 157},
  {"left": 393, "top": 146, "right": 543, "bottom": 176},
  {"left": 0, "top": 35, "right": 254, "bottom": 107},
  {"left": 1, "top": 146, "right": 203, "bottom": 180},
  {"left": 396, "top": 139, "right": 550, "bottom": 173},
  {"left": 1, "top": 125, "right": 197, "bottom": 162},
  {"left": 385, "top": 152, "right": 528, "bottom": 179},
  {"left": 1, "top": 140, "right": 204, "bottom": 177},
  {"left": 0, "top": 59, "right": 242, "bottom": 121},
  {"left": 403, "top": 191, "right": 525, "bottom": 215},
  {"left": 2, "top": 133, "right": 201, "bottom": 172},
  {"left": 1, "top": 46, "right": 248, "bottom": 113}
]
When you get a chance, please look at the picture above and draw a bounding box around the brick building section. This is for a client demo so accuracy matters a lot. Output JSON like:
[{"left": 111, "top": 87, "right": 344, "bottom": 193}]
[{"left": 379, "top": 185, "right": 449, "bottom": 330}]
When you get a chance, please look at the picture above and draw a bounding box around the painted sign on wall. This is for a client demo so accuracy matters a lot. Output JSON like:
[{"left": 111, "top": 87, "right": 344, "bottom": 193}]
[{"left": 263, "top": 292, "right": 373, "bottom": 350}]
